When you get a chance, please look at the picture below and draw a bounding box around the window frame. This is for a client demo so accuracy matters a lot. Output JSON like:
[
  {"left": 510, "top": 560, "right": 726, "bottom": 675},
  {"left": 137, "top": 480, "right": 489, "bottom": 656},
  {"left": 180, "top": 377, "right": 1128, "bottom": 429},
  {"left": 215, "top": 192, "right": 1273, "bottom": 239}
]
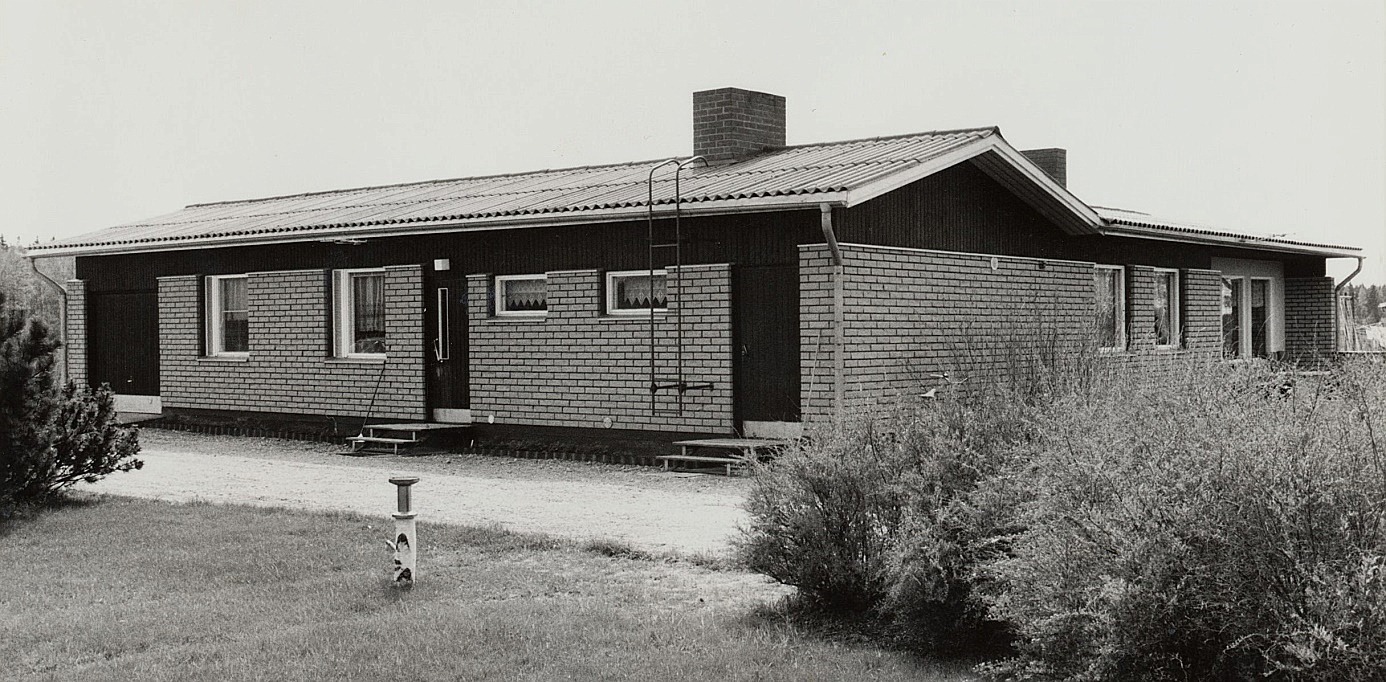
[
  {"left": 1153, "top": 268, "right": 1181, "bottom": 350},
  {"left": 605, "top": 269, "right": 669, "bottom": 316},
  {"left": 333, "top": 268, "right": 388, "bottom": 360},
  {"left": 204, "top": 274, "right": 250, "bottom": 357},
  {"left": 494, "top": 274, "right": 549, "bottom": 317},
  {"left": 1220, "top": 274, "right": 1277, "bottom": 359},
  {"left": 1093, "top": 265, "right": 1127, "bottom": 352}
]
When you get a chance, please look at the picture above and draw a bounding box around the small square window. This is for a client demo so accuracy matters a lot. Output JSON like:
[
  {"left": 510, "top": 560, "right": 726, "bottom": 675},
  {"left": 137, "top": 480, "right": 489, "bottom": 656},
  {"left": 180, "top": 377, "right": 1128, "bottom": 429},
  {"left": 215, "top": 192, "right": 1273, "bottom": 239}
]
[
  {"left": 1153, "top": 269, "right": 1180, "bottom": 348},
  {"left": 495, "top": 274, "right": 547, "bottom": 316},
  {"left": 334, "top": 269, "right": 386, "bottom": 358},
  {"left": 205, "top": 274, "right": 249, "bottom": 356},
  {"left": 1094, "top": 265, "right": 1126, "bottom": 351},
  {"left": 607, "top": 270, "right": 667, "bottom": 315}
]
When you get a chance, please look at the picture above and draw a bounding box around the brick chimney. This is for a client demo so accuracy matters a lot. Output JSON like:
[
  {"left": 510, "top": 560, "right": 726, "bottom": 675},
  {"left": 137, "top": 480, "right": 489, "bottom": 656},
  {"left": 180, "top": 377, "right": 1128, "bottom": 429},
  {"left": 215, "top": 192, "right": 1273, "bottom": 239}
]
[
  {"left": 693, "top": 88, "right": 786, "bottom": 165},
  {"left": 1021, "top": 148, "right": 1067, "bottom": 188}
]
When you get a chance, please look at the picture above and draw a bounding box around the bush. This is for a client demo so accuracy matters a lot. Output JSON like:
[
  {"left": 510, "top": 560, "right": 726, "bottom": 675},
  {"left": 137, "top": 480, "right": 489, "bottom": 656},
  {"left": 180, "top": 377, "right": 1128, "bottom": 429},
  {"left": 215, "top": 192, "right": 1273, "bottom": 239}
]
[
  {"left": 741, "top": 351, "right": 1386, "bottom": 678},
  {"left": 739, "top": 419, "right": 904, "bottom": 613},
  {"left": 979, "top": 359, "right": 1386, "bottom": 680},
  {"left": 738, "top": 383, "right": 1042, "bottom": 653},
  {"left": 1, "top": 290, "right": 141, "bottom": 517}
]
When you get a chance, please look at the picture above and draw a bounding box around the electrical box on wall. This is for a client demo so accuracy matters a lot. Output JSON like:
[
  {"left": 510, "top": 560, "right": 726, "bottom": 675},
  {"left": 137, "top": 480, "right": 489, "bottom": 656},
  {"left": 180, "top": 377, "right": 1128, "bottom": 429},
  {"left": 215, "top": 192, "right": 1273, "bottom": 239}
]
[{"left": 434, "top": 259, "right": 450, "bottom": 271}]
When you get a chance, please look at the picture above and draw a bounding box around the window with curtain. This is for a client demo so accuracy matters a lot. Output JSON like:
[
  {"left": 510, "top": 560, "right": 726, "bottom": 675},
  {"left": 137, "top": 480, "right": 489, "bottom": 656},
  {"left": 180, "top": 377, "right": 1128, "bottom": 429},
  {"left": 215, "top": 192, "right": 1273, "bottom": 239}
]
[
  {"left": 205, "top": 274, "right": 249, "bottom": 356},
  {"left": 334, "top": 269, "right": 387, "bottom": 357},
  {"left": 606, "top": 270, "right": 667, "bottom": 314},
  {"left": 1153, "top": 269, "right": 1180, "bottom": 348},
  {"left": 1094, "top": 265, "right": 1125, "bottom": 350},
  {"left": 495, "top": 275, "right": 547, "bottom": 315}
]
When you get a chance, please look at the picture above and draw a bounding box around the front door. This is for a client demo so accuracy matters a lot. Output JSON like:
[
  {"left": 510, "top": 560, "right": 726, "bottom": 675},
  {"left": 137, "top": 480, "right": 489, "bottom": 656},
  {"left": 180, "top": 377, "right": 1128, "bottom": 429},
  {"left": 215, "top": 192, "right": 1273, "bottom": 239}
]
[
  {"left": 88, "top": 290, "right": 161, "bottom": 412},
  {"left": 425, "top": 273, "right": 469, "bottom": 422},
  {"left": 732, "top": 265, "right": 800, "bottom": 437}
]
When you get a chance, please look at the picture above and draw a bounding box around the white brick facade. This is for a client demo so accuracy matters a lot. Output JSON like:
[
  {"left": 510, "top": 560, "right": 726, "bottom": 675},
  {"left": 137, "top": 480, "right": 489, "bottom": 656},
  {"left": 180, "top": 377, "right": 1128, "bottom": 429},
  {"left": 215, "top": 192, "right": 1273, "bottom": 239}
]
[
  {"left": 467, "top": 264, "right": 734, "bottom": 432},
  {"left": 156, "top": 265, "right": 426, "bottom": 419}
]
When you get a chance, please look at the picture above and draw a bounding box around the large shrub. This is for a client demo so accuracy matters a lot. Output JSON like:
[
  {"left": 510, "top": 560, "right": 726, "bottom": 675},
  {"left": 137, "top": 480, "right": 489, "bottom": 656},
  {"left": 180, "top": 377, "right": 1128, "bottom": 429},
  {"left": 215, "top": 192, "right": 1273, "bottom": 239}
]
[
  {"left": 741, "top": 350, "right": 1386, "bottom": 678},
  {"left": 1, "top": 290, "right": 141, "bottom": 516},
  {"left": 738, "top": 383, "right": 1042, "bottom": 651},
  {"left": 980, "top": 359, "right": 1386, "bottom": 680}
]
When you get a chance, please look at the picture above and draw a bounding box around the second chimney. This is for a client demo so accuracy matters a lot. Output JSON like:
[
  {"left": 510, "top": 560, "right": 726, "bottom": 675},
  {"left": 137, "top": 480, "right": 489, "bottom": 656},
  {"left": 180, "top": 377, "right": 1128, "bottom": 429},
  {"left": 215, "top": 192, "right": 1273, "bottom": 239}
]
[
  {"left": 1021, "top": 148, "right": 1067, "bottom": 188},
  {"left": 693, "top": 88, "right": 786, "bottom": 165}
]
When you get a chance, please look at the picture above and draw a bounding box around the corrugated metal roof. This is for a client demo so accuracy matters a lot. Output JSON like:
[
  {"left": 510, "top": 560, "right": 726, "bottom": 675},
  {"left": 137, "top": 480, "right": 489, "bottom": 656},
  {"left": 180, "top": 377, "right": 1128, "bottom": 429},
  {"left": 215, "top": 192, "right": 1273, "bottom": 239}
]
[
  {"left": 36, "top": 128, "right": 997, "bottom": 253},
  {"left": 1094, "top": 206, "right": 1360, "bottom": 254},
  {"left": 32, "top": 127, "right": 1362, "bottom": 259}
]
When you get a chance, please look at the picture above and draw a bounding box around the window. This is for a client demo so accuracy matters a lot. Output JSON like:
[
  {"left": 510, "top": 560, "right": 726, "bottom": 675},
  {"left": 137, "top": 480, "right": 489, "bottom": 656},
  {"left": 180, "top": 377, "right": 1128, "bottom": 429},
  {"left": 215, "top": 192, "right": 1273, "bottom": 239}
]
[
  {"left": 334, "top": 269, "right": 386, "bottom": 358},
  {"left": 1094, "top": 265, "right": 1126, "bottom": 351},
  {"left": 1222, "top": 277, "right": 1242, "bottom": 358},
  {"left": 1222, "top": 276, "right": 1273, "bottom": 359},
  {"left": 607, "top": 270, "right": 668, "bottom": 315},
  {"left": 495, "top": 274, "right": 547, "bottom": 316},
  {"left": 205, "top": 275, "right": 249, "bottom": 356},
  {"left": 1153, "top": 269, "right": 1180, "bottom": 348}
]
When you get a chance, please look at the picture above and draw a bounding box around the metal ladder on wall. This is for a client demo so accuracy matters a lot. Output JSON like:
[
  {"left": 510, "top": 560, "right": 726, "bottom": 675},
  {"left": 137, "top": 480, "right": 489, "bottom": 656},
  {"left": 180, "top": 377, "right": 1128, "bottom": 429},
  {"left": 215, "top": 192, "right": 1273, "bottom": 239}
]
[{"left": 645, "top": 157, "right": 712, "bottom": 416}]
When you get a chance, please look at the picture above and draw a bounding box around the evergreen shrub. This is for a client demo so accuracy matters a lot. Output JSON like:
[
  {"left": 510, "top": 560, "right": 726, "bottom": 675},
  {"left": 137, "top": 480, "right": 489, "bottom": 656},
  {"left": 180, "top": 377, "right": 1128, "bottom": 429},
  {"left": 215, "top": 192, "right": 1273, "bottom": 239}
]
[{"left": 1, "top": 290, "right": 141, "bottom": 517}]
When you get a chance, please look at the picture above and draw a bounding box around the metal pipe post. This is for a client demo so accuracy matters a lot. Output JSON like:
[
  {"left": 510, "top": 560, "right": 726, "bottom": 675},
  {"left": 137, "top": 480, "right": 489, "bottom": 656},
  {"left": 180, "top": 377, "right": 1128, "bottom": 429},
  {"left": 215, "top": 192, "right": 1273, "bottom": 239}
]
[{"left": 388, "top": 476, "right": 419, "bottom": 586}]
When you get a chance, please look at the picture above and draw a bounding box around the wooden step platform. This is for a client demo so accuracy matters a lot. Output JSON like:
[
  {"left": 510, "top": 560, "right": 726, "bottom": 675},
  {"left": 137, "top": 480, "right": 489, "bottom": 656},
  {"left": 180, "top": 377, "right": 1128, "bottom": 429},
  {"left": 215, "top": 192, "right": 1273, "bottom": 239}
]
[
  {"left": 657, "top": 437, "right": 793, "bottom": 476},
  {"left": 346, "top": 422, "right": 471, "bottom": 455}
]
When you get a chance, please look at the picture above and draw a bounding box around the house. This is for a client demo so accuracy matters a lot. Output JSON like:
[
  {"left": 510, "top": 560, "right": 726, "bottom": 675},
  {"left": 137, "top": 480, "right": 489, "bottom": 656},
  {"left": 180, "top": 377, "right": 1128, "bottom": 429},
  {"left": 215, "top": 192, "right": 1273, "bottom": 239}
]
[{"left": 30, "top": 88, "right": 1362, "bottom": 443}]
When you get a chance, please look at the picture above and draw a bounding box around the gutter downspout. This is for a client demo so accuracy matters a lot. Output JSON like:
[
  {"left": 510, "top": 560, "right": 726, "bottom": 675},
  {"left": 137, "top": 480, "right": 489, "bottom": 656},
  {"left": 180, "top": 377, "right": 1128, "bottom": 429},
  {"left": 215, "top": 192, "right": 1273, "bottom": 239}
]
[
  {"left": 820, "top": 204, "right": 844, "bottom": 419},
  {"left": 1333, "top": 256, "right": 1365, "bottom": 351},
  {"left": 27, "top": 256, "right": 68, "bottom": 384}
]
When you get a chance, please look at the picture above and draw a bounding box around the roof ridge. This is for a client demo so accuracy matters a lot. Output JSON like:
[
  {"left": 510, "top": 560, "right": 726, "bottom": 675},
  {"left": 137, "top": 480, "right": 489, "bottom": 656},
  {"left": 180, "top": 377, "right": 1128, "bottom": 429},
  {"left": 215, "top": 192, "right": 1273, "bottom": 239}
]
[
  {"left": 183, "top": 127, "right": 1001, "bottom": 210},
  {"left": 773, "top": 125, "right": 999, "bottom": 151}
]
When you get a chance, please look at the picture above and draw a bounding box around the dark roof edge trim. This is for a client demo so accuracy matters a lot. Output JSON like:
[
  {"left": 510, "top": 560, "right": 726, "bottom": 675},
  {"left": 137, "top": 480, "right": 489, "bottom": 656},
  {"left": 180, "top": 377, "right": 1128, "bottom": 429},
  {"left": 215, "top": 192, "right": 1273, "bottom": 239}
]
[
  {"left": 27, "top": 200, "right": 837, "bottom": 258},
  {"left": 1102, "top": 222, "right": 1362, "bottom": 258}
]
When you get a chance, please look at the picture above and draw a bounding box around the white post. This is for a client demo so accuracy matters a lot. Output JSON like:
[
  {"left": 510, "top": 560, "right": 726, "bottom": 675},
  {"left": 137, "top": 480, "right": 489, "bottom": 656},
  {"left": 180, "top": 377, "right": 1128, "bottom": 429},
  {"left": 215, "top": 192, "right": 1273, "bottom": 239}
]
[{"left": 388, "top": 476, "right": 419, "bottom": 586}]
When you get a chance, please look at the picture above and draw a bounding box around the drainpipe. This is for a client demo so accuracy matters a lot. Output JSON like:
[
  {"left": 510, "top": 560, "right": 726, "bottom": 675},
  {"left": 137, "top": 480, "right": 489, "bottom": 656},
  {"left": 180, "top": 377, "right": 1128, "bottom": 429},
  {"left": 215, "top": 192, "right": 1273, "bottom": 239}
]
[
  {"left": 27, "top": 255, "right": 68, "bottom": 384},
  {"left": 1333, "top": 256, "right": 1365, "bottom": 351},
  {"left": 819, "top": 204, "right": 844, "bottom": 419}
]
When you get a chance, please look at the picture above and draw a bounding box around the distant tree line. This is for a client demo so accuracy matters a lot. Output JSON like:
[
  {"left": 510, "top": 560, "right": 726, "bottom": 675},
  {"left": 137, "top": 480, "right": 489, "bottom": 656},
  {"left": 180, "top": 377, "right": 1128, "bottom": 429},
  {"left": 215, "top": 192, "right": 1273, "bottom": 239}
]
[
  {"left": 0, "top": 236, "right": 72, "bottom": 331},
  {"left": 1342, "top": 282, "right": 1384, "bottom": 326}
]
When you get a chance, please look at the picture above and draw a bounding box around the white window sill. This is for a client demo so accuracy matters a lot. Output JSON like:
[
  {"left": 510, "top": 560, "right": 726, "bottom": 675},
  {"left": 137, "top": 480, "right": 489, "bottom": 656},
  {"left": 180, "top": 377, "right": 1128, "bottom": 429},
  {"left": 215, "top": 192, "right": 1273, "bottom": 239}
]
[
  {"left": 493, "top": 312, "right": 548, "bottom": 320},
  {"left": 199, "top": 354, "right": 250, "bottom": 363},
  {"left": 602, "top": 311, "right": 668, "bottom": 319},
  {"left": 326, "top": 356, "right": 387, "bottom": 364}
]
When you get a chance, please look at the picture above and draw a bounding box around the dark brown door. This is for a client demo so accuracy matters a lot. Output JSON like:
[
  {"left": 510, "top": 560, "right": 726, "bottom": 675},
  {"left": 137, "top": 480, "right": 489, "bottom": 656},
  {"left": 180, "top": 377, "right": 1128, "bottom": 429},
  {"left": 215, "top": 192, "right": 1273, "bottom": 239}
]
[
  {"left": 88, "top": 290, "right": 160, "bottom": 395},
  {"left": 733, "top": 265, "right": 800, "bottom": 424},
  {"left": 425, "top": 274, "right": 468, "bottom": 414}
]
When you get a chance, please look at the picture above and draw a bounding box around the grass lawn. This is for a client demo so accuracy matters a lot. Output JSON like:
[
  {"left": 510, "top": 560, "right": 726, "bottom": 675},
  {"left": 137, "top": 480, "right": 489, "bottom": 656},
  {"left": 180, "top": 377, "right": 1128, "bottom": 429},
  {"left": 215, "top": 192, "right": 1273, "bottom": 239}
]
[{"left": 0, "top": 496, "right": 977, "bottom": 681}]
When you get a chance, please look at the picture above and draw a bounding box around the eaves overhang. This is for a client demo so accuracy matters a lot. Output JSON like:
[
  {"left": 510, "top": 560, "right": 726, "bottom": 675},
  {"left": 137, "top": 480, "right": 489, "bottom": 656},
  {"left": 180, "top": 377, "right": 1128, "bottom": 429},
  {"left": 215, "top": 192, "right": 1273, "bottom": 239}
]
[
  {"left": 1100, "top": 220, "right": 1362, "bottom": 258},
  {"left": 26, "top": 195, "right": 843, "bottom": 258}
]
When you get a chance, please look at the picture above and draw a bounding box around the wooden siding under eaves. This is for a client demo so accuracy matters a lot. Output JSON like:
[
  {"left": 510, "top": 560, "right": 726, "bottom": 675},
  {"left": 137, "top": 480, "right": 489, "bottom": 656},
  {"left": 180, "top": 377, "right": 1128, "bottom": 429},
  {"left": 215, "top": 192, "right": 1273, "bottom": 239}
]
[
  {"left": 76, "top": 210, "right": 824, "bottom": 293},
  {"left": 835, "top": 160, "right": 1326, "bottom": 277}
]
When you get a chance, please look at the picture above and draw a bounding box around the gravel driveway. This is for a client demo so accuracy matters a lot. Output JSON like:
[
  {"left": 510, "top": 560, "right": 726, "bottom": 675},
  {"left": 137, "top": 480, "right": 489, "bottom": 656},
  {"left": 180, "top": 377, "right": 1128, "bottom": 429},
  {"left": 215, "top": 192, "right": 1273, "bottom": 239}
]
[{"left": 81, "top": 429, "right": 754, "bottom": 557}]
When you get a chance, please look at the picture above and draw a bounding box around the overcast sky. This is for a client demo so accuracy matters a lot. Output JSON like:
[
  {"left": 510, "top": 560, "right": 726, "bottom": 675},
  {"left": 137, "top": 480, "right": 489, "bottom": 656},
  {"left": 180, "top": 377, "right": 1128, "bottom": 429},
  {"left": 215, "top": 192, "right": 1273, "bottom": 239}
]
[{"left": 2, "top": 1, "right": 1383, "bottom": 283}]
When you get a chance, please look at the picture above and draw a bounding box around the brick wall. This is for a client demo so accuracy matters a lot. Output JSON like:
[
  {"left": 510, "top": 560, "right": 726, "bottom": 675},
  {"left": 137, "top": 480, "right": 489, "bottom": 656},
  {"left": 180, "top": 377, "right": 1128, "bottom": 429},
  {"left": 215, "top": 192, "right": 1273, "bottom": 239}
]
[
  {"left": 1183, "top": 269, "right": 1225, "bottom": 352},
  {"left": 799, "top": 244, "right": 1225, "bottom": 424},
  {"left": 1285, "top": 276, "right": 1336, "bottom": 360},
  {"left": 158, "top": 265, "right": 425, "bottom": 419},
  {"left": 467, "top": 264, "right": 733, "bottom": 433},
  {"left": 65, "top": 279, "right": 88, "bottom": 388}
]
